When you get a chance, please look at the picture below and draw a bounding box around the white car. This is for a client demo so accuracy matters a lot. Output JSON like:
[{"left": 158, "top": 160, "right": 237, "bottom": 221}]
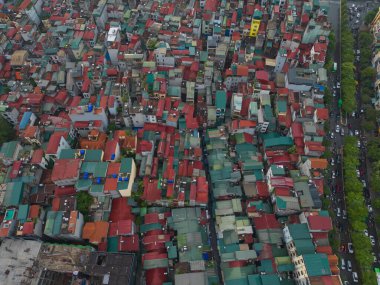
[
  {"left": 348, "top": 243, "right": 354, "bottom": 254},
  {"left": 356, "top": 169, "right": 360, "bottom": 177},
  {"left": 362, "top": 180, "right": 367, "bottom": 187},
  {"left": 352, "top": 272, "right": 359, "bottom": 283},
  {"left": 330, "top": 132, "right": 335, "bottom": 139},
  {"left": 355, "top": 130, "right": 359, "bottom": 136},
  {"left": 364, "top": 229, "right": 369, "bottom": 236},
  {"left": 336, "top": 125, "right": 340, "bottom": 133},
  {"left": 337, "top": 82, "right": 341, "bottom": 88},
  {"left": 348, "top": 260, "right": 352, "bottom": 272},
  {"left": 368, "top": 205, "right": 373, "bottom": 213},
  {"left": 357, "top": 141, "right": 361, "bottom": 148},
  {"left": 331, "top": 158, "right": 335, "bottom": 166},
  {"left": 370, "top": 235, "right": 376, "bottom": 246}
]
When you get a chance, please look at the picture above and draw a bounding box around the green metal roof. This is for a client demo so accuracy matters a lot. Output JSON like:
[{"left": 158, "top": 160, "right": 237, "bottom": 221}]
[
  {"left": 17, "top": 204, "right": 29, "bottom": 222},
  {"left": 4, "top": 182, "right": 24, "bottom": 207},
  {"left": 264, "top": 137, "right": 293, "bottom": 149},
  {"left": 107, "top": 236, "right": 119, "bottom": 252},
  {"left": 0, "top": 141, "right": 19, "bottom": 158},
  {"left": 293, "top": 239, "right": 315, "bottom": 255},
  {"left": 84, "top": 150, "right": 103, "bottom": 161},
  {"left": 287, "top": 223, "right": 310, "bottom": 240},
  {"left": 94, "top": 162, "right": 108, "bottom": 177},
  {"left": 303, "top": 253, "right": 332, "bottom": 277},
  {"left": 143, "top": 258, "right": 168, "bottom": 270},
  {"left": 120, "top": 158, "right": 133, "bottom": 173},
  {"left": 215, "top": 90, "right": 227, "bottom": 109}
]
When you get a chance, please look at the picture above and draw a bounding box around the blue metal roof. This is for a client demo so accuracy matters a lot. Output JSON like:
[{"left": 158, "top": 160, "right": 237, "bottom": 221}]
[{"left": 19, "top": 112, "right": 32, "bottom": 130}]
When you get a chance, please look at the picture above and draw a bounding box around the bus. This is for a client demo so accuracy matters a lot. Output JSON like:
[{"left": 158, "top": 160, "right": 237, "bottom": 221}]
[{"left": 374, "top": 267, "right": 380, "bottom": 285}]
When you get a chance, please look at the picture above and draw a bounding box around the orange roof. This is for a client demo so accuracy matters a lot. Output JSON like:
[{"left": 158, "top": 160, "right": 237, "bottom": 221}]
[
  {"left": 28, "top": 205, "right": 40, "bottom": 219},
  {"left": 237, "top": 65, "right": 249, "bottom": 76},
  {"left": 309, "top": 158, "right": 328, "bottom": 169},
  {"left": 79, "top": 132, "right": 107, "bottom": 150},
  {"left": 68, "top": 211, "right": 78, "bottom": 234},
  {"left": 82, "top": 221, "right": 109, "bottom": 244},
  {"left": 104, "top": 178, "right": 118, "bottom": 192}
]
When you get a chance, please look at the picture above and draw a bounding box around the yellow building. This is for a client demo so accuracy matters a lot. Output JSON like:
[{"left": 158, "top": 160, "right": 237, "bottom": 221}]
[
  {"left": 249, "top": 19, "right": 261, "bottom": 37},
  {"left": 371, "top": 7, "right": 380, "bottom": 34}
]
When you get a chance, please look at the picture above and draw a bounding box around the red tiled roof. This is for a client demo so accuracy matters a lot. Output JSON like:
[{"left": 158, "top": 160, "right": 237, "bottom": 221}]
[
  {"left": 104, "top": 140, "right": 118, "bottom": 161},
  {"left": 54, "top": 186, "right": 76, "bottom": 197},
  {"left": 253, "top": 214, "right": 281, "bottom": 230},
  {"left": 308, "top": 215, "right": 333, "bottom": 232},
  {"left": 108, "top": 197, "right": 134, "bottom": 223},
  {"left": 51, "top": 159, "right": 81, "bottom": 182},
  {"left": 9, "top": 161, "right": 22, "bottom": 179},
  {"left": 46, "top": 131, "right": 68, "bottom": 155}
]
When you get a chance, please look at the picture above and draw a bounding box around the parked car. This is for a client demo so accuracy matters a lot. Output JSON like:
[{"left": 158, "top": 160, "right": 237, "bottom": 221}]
[
  {"left": 352, "top": 272, "right": 358, "bottom": 283},
  {"left": 364, "top": 229, "right": 368, "bottom": 236},
  {"left": 370, "top": 235, "right": 376, "bottom": 246},
  {"left": 348, "top": 243, "right": 354, "bottom": 254},
  {"left": 368, "top": 205, "right": 373, "bottom": 213},
  {"left": 341, "top": 258, "right": 346, "bottom": 270},
  {"left": 348, "top": 260, "right": 352, "bottom": 272},
  {"left": 336, "top": 125, "right": 340, "bottom": 133}
]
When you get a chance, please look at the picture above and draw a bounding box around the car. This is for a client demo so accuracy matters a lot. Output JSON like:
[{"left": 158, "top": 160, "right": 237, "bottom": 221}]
[
  {"left": 368, "top": 205, "right": 373, "bottom": 213},
  {"left": 335, "top": 125, "right": 340, "bottom": 133},
  {"left": 356, "top": 169, "right": 360, "bottom": 177},
  {"left": 337, "top": 208, "right": 341, "bottom": 217},
  {"left": 351, "top": 112, "right": 356, "bottom": 117},
  {"left": 352, "top": 272, "right": 359, "bottom": 283},
  {"left": 348, "top": 260, "right": 352, "bottom": 271},
  {"left": 341, "top": 128, "right": 345, "bottom": 136},
  {"left": 332, "top": 172, "right": 336, "bottom": 179},
  {"left": 364, "top": 229, "right": 369, "bottom": 236},
  {"left": 341, "top": 258, "right": 346, "bottom": 270},
  {"left": 362, "top": 180, "right": 367, "bottom": 187},
  {"left": 337, "top": 82, "right": 341, "bottom": 88},
  {"left": 355, "top": 130, "right": 359, "bottom": 136},
  {"left": 360, "top": 109, "right": 364, "bottom": 114},
  {"left": 344, "top": 281, "right": 350, "bottom": 285},
  {"left": 370, "top": 235, "right": 375, "bottom": 246},
  {"left": 357, "top": 141, "right": 361, "bottom": 148},
  {"left": 333, "top": 91, "right": 337, "bottom": 97},
  {"left": 330, "top": 132, "right": 335, "bottom": 139},
  {"left": 343, "top": 210, "right": 347, "bottom": 219},
  {"left": 357, "top": 13, "right": 360, "bottom": 18},
  {"left": 331, "top": 158, "right": 335, "bottom": 166},
  {"left": 348, "top": 243, "right": 354, "bottom": 254}
]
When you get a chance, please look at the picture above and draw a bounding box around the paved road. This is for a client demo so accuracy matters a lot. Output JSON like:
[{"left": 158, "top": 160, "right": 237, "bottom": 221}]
[
  {"left": 348, "top": 0, "right": 380, "bottom": 262},
  {"left": 326, "top": 0, "right": 361, "bottom": 283},
  {"left": 200, "top": 129, "right": 223, "bottom": 284},
  {"left": 331, "top": 2, "right": 380, "bottom": 284}
]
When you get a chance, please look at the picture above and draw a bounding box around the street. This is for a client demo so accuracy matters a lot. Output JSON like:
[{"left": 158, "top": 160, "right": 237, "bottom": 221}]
[{"left": 327, "top": 1, "right": 380, "bottom": 284}]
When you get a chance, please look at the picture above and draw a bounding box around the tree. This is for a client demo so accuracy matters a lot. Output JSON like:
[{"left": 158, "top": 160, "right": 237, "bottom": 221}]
[
  {"left": 365, "top": 9, "right": 378, "bottom": 25},
  {"left": 77, "top": 191, "right": 94, "bottom": 220},
  {"left": 0, "top": 117, "right": 15, "bottom": 145},
  {"left": 361, "top": 120, "right": 376, "bottom": 132}
]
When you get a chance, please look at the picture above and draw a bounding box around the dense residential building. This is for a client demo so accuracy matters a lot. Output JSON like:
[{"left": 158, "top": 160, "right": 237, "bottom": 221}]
[{"left": 0, "top": 0, "right": 339, "bottom": 284}]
